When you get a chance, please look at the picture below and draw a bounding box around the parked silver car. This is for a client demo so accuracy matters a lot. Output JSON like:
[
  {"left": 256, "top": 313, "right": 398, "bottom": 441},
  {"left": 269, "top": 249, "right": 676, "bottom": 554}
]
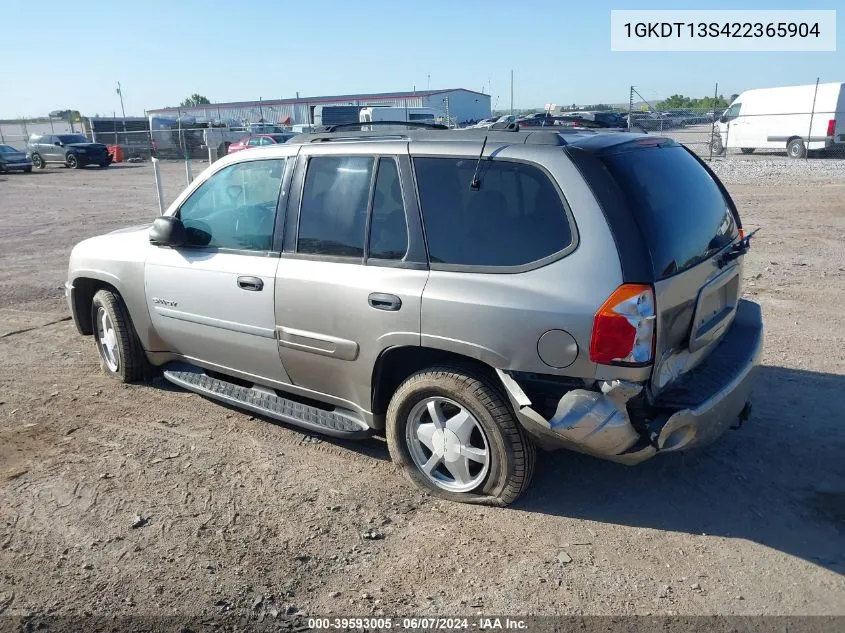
[{"left": 66, "top": 127, "right": 763, "bottom": 505}]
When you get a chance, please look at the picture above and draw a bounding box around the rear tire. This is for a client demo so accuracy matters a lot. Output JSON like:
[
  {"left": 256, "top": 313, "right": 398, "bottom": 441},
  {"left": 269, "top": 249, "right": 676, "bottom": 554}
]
[
  {"left": 787, "top": 138, "right": 806, "bottom": 159},
  {"left": 740, "top": 147, "right": 755, "bottom": 154},
  {"left": 31, "top": 153, "right": 45, "bottom": 169},
  {"left": 386, "top": 366, "right": 535, "bottom": 506},
  {"left": 91, "top": 290, "right": 144, "bottom": 383},
  {"left": 23, "top": 167, "right": 32, "bottom": 173}
]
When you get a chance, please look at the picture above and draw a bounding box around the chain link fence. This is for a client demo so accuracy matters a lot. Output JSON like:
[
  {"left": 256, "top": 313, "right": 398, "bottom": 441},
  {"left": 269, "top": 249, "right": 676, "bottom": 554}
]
[
  {"left": 619, "top": 82, "right": 845, "bottom": 160},
  {"left": 4, "top": 83, "right": 844, "bottom": 163}
]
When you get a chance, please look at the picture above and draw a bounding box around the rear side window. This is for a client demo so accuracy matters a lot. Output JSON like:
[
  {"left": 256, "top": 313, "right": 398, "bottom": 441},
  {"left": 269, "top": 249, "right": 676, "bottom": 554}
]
[
  {"left": 413, "top": 158, "right": 573, "bottom": 267},
  {"left": 598, "top": 145, "right": 737, "bottom": 279},
  {"left": 297, "top": 156, "right": 374, "bottom": 257}
]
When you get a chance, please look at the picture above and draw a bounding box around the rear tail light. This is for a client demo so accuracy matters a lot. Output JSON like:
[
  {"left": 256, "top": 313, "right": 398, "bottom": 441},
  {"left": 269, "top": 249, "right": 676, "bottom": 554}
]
[
  {"left": 827, "top": 119, "right": 836, "bottom": 137},
  {"left": 590, "top": 284, "right": 656, "bottom": 366}
]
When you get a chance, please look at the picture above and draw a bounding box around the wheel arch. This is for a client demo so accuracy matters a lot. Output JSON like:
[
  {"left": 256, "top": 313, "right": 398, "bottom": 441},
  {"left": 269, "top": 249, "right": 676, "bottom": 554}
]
[
  {"left": 371, "top": 346, "right": 506, "bottom": 424},
  {"left": 70, "top": 275, "right": 123, "bottom": 335}
]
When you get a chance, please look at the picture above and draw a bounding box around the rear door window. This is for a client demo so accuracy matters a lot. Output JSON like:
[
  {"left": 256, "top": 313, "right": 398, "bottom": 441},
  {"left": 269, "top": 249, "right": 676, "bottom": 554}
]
[
  {"left": 368, "top": 158, "right": 408, "bottom": 260},
  {"left": 598, "top": 145, "right": 737, "bottom": 279},
  {"left": 297, "top": 156, "right": 375, "bottom": 258},
  {"left": 413, "top": 158, "right": 574, "bottom": 268}
]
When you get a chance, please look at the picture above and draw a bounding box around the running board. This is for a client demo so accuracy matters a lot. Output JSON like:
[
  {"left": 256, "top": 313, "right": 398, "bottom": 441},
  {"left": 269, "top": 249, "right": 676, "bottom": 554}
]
[{"left": 162, "top": 367, "right": 371, "bottom": 439}]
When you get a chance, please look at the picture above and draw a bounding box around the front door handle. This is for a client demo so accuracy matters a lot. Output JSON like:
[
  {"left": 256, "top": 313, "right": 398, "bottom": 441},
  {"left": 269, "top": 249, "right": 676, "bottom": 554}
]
[
  {"left": 368, "top": 293, "right": 402, "bottom": 311},
  {"left": 237, "top": 276, "right": 264, "bottom": 291}
]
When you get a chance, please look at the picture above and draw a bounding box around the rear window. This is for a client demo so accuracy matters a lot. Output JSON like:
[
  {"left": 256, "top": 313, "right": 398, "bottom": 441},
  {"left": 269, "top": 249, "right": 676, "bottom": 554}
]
[
  {"left": 413, "top": 158, "right": 573, "bottom": 268},
  {"left": 599, "top": 145, "right": 738, "bottom": 279}
]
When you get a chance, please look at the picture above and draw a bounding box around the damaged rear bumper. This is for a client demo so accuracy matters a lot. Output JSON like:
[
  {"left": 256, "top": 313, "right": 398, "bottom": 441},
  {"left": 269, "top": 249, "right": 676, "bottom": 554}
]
[{"left": 498, "top": 299, "right": 764, "bottom": 465}]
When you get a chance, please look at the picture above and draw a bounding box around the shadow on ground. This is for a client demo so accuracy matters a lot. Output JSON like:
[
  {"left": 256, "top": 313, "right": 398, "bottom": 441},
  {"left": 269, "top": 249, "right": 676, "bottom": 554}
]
[{"left": 517, "top": 365, "right": 845, "bottom": 574}]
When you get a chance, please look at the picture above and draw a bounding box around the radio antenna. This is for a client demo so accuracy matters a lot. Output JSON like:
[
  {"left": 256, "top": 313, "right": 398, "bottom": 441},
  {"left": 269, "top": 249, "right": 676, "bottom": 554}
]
[{"left": 469, "top": 135, "right": 488, "bottom": 191}]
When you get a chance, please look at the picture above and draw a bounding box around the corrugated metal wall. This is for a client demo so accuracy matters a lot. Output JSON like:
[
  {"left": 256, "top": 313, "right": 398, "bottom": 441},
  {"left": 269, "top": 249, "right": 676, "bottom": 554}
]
[{"left": 152, "top": 97, "right": 427, "bottom": 125}]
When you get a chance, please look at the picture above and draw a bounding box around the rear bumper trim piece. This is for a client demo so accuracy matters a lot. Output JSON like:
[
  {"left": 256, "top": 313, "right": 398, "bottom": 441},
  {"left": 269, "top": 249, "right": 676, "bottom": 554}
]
[{"left": 498, "top": 299, "right": 763, "bottom": 465}]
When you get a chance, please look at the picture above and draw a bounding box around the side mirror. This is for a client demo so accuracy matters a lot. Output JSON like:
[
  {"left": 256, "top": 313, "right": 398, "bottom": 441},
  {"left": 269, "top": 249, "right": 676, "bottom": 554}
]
[
  {"left": 719, "top": 115, "right": 727, "bottom": 124},
  {"left": 149, "top": 216, "right": 186, "bottom": 247},
  {"left": 55, "top": 141, "right": 62, "bottom": 147}
]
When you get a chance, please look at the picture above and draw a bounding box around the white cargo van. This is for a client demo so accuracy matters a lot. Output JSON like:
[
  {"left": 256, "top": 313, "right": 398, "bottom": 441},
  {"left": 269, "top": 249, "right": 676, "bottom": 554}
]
[{"left": 713, "top": 82, "right": 845, "bottom": 158}]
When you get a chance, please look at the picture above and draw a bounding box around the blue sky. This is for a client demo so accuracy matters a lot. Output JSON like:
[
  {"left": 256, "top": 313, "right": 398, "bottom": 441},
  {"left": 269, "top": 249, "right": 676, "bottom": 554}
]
[{"left": 1, "top": 0, "right": 841, "bottom": 118}]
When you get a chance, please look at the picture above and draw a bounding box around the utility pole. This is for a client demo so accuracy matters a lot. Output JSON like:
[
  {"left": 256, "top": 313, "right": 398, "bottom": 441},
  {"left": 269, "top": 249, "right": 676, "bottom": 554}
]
[
  {"left": 628, "top": 85, "right": 634, "bottom": 130},
  {"left": 116, "top": 81, "right": 127, "bottom": 137},
  {"left": 427, "top": 74, "right": 430, "bottom": 90},
  {"left": 509, "top": 70, "right": 514, "bottom": 114}
]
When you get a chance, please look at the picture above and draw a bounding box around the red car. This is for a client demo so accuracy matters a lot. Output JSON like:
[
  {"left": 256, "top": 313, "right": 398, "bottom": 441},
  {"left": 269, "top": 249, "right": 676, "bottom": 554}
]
[{"left": 227, "top": 133, "right": 296, "bottom": 154}]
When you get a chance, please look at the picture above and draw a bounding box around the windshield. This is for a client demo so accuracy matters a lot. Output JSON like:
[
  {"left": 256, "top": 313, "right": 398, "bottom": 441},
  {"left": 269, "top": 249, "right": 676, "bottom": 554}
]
[
  {"left": 0, "top": 145, "right": 19, "bottom": 153},
  {"left": 269, "top": 134, "right": 293, "bottom": 143},
  {"left": 57, "top": 135, "right": 89, "bottom": 144}
]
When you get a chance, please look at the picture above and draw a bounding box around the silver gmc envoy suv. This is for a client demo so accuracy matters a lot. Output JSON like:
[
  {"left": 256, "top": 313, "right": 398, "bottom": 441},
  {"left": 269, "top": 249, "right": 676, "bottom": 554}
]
[{"left": 66, "top": 125, "right": 763, "bottom": 506}]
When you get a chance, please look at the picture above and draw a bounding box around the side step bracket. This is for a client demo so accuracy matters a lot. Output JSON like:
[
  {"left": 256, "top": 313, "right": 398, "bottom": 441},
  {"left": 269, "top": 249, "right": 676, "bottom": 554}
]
[{"left": 162, "top": 367, "right": 371, "bottom": 439}]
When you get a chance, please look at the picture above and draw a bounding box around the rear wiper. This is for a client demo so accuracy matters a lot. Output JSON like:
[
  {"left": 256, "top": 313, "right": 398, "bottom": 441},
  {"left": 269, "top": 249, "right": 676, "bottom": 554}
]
[{"left": 717, "top": 228, "right": 759, "bottom": 268}]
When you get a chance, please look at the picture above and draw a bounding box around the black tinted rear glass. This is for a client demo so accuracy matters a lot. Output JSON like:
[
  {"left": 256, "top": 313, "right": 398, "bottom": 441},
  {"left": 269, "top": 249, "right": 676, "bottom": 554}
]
[
  {"left": 599, "top": 145, "right": 737, "bottom": 279},
  {"left": 57, "top": 134, "right": 89, "bottom": 144},
  {"left": 414, "top": 158, "right": 573, "bottom": 267}
]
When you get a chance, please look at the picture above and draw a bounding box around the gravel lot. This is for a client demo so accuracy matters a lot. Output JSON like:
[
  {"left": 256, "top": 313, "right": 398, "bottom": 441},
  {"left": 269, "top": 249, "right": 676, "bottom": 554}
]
[{"left": 0, "top": 157, "right": 843, "bottom": 623}]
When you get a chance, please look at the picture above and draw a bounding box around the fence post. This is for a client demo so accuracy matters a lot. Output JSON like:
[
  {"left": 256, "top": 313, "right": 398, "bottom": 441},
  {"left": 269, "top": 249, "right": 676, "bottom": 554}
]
[
  {"left": 709, "top": 82, "right": 718, "bottom": 161},
  {"left": 152, "top": 157, "right": 165, "bottom": 215},
  {"left": 724, "top": 123, "right": 730, "bottom": 158},
  {"left": 806, "top": 77, "right": 820, "bottom": 160}
]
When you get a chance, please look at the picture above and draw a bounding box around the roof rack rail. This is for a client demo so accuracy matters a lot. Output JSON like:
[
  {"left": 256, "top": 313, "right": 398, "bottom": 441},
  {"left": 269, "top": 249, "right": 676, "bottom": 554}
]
[{"left": 314, "top": 120, "right": 448, "bottom": 133}]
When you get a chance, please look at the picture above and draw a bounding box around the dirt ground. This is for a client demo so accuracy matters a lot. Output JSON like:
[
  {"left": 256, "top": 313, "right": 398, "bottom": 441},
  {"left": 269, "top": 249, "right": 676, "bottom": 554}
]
[{"left": 0, "top": 159, "right": 843, "bottom": 623}]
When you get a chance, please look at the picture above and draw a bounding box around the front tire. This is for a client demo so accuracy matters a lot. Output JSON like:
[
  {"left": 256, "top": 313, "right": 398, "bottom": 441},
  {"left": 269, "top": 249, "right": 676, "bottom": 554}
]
[
  {"left": 386, "top": 366, "right": 535, "bottom": 506},
  {"left": 66, "top": 154, "right": 80, "bottom": 169},
  {"left": 710, "top": 136, "right": 725, "bottom": 156},
  {"left": 91, "top": 289, "right": 144, "bottom": 383},
  {"left": 31, "top": 153, "right": 45, "bottom": 169}
]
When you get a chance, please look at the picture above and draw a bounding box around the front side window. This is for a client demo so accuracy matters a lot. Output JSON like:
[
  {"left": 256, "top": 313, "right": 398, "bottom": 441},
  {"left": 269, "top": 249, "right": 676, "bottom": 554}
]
[
  {"left": 247, "top": 137, "right": 262, "bottom": 147},
  {"left": 297, "top": 156, "right": 374, "bottom": 257},
  {"left": 177, "top": 158, "right": 285, "bottom": 251},
  {"left": 723, "top": 103, "right": 741, "bottom": 121},
  {"left": 413, "top": 158, "right": 573, "bottom": 267}
]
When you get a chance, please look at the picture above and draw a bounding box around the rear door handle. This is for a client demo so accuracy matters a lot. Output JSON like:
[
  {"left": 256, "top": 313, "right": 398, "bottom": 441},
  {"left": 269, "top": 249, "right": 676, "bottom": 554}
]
[
  {"left": 237, "top": 276, "right": 264, "bottom": 291},
  {"left": 368, "top": 293, "right": 402, "bottom": 311}
]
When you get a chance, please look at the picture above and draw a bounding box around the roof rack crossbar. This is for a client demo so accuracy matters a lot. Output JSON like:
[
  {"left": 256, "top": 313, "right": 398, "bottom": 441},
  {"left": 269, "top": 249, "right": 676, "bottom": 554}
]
[{"left": 316, "top": 120, "right": 448, "bottom": 132}]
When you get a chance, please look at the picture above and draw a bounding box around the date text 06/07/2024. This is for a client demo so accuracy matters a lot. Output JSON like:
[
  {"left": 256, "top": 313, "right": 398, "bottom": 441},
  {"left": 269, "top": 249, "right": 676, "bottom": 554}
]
[{"left": 307, "top": 617, "right": 529, "bottom": 630}]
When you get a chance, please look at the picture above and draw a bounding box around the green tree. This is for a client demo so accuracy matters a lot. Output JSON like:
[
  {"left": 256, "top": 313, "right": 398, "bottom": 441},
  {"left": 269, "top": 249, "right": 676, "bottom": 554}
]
[
  {"left": 181, "top": 94, "right": 211, "bottom": 107},
  {"left": 656, "top": 94, "right": 730, "bottom": 112}
]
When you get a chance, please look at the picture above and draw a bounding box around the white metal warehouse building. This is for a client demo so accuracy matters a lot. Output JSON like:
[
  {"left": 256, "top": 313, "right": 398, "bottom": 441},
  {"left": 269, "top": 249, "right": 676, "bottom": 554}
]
[{"left": 147, "top": 89, "right": 491, "bottom": 127}]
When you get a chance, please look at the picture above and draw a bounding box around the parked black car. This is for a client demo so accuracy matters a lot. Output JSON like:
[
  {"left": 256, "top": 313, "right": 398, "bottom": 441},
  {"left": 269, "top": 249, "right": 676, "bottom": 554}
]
[
  {"left": 26, "top": 134, "right": 112, "bottom": 169},
  {"left": 0, "top": 144, "right": 33, "bottom": 172}
]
